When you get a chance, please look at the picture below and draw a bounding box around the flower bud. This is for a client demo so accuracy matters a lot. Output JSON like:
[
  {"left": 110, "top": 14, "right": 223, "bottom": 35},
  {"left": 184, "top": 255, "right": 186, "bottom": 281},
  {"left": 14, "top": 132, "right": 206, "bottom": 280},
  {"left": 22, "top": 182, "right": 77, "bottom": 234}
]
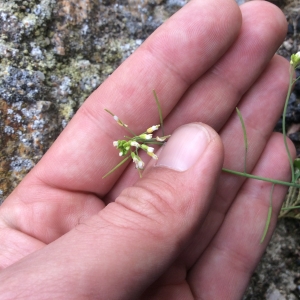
[
  {"left": 141, "top": 144, "right": 154, "bottom": 153},
  {"left": 290, "top": 52, "right": 300, "bottom": 68},
  {"left": 147, "top": 125, "right": 160, "bottom": 133},
  {"left": 139, "top": 133, "right": 152, "bottom": 140},
  {"left": 130, "top": 141, "right": 140, "bottom": 148},
  {"left": 131, "top": 152, "right": 145, "bottom": 169},
  {"left": 147, "top": 152, "right": 158, "bottom": 160},
  {"left": 141, "top": 144, "right": 157, "bottom": 159}
]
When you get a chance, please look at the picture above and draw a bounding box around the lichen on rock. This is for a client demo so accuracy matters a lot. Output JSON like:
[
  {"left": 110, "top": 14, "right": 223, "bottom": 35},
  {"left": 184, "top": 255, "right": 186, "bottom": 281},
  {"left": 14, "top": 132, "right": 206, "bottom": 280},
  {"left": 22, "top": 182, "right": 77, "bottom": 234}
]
[{"left": 0, "top": 0, "right": 185, "bottom": 202}]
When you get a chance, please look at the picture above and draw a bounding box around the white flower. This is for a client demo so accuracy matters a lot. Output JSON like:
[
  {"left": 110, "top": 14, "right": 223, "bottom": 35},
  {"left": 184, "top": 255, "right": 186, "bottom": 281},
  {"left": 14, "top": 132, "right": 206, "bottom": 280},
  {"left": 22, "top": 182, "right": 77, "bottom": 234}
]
[
  {"left": 146, "top": 146, "right": 154, "bottom": 153},
  {"left": 139, "top": 133, "right": 152, "bottom": 140},
  {"left": 137, "top": 160, "right": 145, "bottom": 169},
  {"left": 141, "top": 144, "right": 152, "bottom": 152},
  {"left": 113, "top": 141, "right": 119, "bottom": 147},
  {"left": 140, "top": 144, "right": 157, "bottom": 159},
  {"left": 112, "top": 114, "right": 127, "bottom": 127},
  {"left": 147, "top": 125, "right": 160, "bottom": 133},
  {"left": 130, "top": 141, "right": 140, "bottom": 148},
  {"left": 131, "top": 152, "right": 145, "bottom": 169}
]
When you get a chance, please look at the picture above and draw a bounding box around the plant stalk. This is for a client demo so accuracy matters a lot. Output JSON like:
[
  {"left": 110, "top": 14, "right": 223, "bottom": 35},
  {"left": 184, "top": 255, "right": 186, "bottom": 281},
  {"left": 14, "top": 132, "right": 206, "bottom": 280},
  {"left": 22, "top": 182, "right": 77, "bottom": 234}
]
[
  {"left": 282, "top": 66, "right": 295, "bottom": 183},
  {"left": 222, "top": 168, "right": 300, "bottom": 188}
]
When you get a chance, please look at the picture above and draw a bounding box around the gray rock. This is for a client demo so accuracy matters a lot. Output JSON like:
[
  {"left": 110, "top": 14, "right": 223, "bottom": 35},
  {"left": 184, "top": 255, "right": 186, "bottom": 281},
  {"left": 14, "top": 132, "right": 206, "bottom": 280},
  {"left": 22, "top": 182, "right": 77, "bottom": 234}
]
[{"left": 0, "top": 0, "right": 186, "bottom": 201}]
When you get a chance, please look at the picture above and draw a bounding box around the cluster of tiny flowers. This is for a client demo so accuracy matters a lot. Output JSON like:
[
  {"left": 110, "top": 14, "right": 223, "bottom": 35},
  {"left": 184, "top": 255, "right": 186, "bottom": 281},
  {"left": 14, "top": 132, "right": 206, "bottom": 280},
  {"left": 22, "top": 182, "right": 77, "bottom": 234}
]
[
  {"left": 101, "top": 106, "right": 173, "bottom": 179},
  {"left": 106, "top": 110, "right": 171, "bottom": 174},
  {"left": 113, "top": 140, "right": 131, "bottom": 157},
  {"left": 111, "top": 115, "right": 168, "bottom": 170},
  {"left": 290, "top": 52, "right": 300, "bottom": 68},
  {"left": 113, "top": 130, "right": 159, "bottom": 169}
]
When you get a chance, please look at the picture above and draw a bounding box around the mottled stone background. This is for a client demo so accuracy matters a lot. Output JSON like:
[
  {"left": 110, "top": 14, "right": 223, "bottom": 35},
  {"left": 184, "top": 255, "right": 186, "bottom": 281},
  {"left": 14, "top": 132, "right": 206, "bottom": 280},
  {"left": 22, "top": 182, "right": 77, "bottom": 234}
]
[
  {"left": 0, "top": 0, "right": 299, "bottom": 299},
  {"left": 0, "top": 0, "right": 185, "bottom": 200}
]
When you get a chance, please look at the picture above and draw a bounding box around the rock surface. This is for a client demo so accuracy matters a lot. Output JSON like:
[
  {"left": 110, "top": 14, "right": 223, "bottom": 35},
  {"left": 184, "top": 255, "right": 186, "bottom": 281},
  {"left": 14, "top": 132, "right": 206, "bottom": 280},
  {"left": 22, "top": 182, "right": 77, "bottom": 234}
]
[
  {"left": 0, "top": 0, "right": 299, "bottom": 299},
  {"left": 244, "top": 219, "right": 300, "bottom": 299},
  {"left": 0, "top": 0, "right": 184, "bottom": 200}
]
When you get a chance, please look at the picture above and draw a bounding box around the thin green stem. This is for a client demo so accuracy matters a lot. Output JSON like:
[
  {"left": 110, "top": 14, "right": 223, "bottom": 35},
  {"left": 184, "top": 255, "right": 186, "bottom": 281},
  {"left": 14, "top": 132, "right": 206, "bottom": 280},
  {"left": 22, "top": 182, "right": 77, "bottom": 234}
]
[
  {"left": 142, "top": 141, "right": 165, "bottom": 145},
  {"left": 236, "top": 107, "right": 248, "bottom": 173},
  {"left": 134, "top": 138, "right": 163, "bottom": 144},
  {"left": 292, "top": 74, "right": 300, "bottom": 83},
  {"left": 153, "top": 90, "right": 164, "bottom": 136},
  {"left": 282, "top": 66, "right": 295, "bottom": 182},
  {"left": 260, "top": 184, "right": 274, "bottom": 244},
  {"left": 102, "top": 156, "right": 131, "bottom": 178},
  {"left": 281, "top": 205, "right": 300, "bottom": 210},
  {"left": 105, "top": 109, "right": 137, "bottom": 137},
  {"left": 222, "top": 168, "right": 300, "bottom": 188},
  {"left": 137, "top": 168, "right": 142, "bottom": 178}
]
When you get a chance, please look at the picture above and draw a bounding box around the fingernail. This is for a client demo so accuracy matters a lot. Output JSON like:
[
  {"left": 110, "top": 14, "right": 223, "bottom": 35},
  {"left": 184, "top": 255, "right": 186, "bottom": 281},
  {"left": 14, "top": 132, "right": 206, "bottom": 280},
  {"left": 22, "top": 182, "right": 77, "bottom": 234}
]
[{"left": 156, "top": 123, "right": 212, "bottom": 171}]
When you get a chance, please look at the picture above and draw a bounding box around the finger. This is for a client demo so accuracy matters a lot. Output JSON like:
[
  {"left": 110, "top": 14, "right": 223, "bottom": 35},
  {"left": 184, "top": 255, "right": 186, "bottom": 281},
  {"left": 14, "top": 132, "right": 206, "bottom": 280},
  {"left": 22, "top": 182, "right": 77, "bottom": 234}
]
[
  {"left": 0, "top": 187, "right": 105, "bottom": 245},
  {"left": 218, "top": 56, "right": 290, "bottom": 199},
  {"left": 26, "top": 0, "right": 240, "bottom": 195},
  {"left": 104, "top": 1, "right": 288, "bottom": 202},
  {"left": 164, "top": 1, "right": 288, "bottom": 133},
  {"left": 0, "top": 227, "right": 45, "bottom": 269},
  {"left": 0, "top": 0, "right": 241, "bottom": 244},
  {"left": 0, "top": 124, "right": 223, "bottom": 299},
  {"left": 188, "top": 133, "right": 295, "bottom": 300},
  {"left": 174, "top": 55, "right": 291, "bottom": 268}
]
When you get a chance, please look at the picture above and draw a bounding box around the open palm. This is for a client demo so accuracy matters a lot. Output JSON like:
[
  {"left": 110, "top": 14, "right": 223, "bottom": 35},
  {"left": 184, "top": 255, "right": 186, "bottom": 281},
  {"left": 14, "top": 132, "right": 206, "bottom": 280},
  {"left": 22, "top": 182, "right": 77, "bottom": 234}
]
[{"left": 0, "top": 1, "right": 293, "bottom": 299}]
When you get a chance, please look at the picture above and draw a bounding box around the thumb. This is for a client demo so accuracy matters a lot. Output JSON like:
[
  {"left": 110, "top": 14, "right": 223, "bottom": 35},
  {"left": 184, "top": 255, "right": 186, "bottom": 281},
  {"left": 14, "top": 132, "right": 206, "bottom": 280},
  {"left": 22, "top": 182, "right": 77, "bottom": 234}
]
[{"left": 0, "top": 123, "right": 224, "bottom": 299}]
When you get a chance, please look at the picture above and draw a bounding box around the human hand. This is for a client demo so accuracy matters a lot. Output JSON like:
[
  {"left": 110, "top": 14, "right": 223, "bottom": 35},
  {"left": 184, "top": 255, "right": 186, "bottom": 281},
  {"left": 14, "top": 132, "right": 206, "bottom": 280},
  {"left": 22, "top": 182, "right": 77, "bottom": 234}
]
[{"left": 0, "top": 0, "right": 293, "bottom": 299}]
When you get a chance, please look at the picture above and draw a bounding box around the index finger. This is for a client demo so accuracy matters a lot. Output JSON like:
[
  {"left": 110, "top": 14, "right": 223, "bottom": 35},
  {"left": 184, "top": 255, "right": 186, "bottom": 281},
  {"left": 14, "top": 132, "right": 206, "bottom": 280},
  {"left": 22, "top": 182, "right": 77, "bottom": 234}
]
[{"left": 25, "top": 0, "right": 242, "bottom": 196}]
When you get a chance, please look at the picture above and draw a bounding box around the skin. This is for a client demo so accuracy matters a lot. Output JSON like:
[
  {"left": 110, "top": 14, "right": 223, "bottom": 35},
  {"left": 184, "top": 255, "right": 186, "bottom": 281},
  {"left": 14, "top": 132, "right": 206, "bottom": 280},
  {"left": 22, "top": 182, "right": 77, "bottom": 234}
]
[{"left": 0, "top": 0, "right": 295, "bottom": 299}]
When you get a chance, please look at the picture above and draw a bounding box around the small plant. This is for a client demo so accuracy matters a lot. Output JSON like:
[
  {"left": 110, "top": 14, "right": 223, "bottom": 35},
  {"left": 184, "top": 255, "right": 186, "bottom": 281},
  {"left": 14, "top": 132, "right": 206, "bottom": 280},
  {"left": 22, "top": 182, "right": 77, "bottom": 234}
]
[
  {"left": 102, "top": 90, "right": 170, "bottom": 179},
  {"left": 103, "top": 53, "right": 300, "bottom": 242}
]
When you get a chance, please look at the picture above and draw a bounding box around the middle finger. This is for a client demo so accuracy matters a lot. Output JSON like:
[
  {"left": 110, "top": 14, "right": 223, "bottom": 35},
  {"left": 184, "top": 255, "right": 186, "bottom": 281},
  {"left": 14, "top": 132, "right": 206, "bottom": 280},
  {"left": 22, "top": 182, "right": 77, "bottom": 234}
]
[{"left": 104, "top": 1, "right": 287, "bottom": 203}]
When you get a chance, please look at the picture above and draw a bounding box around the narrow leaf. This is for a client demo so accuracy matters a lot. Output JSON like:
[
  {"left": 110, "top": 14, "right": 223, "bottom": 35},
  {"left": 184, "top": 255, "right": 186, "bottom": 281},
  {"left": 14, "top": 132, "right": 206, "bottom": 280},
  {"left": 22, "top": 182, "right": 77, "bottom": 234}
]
[
  {"left": 222, "top": 168, "right": 300, "bottom": 188},
  {"left": 153, "top": 90, "right": 164, "bottom": 136},
  {"left": 236, "top": 107, "right": 248, "bottom": 173},
  {"left": 102, "top": 156, "right": 131, "bottom": 178},
  {"left": 260, "top": 184, "right": 274, "bottom": 244},
  {"left": 282, "top": 68, "right": 295, "bottom": 182}
]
